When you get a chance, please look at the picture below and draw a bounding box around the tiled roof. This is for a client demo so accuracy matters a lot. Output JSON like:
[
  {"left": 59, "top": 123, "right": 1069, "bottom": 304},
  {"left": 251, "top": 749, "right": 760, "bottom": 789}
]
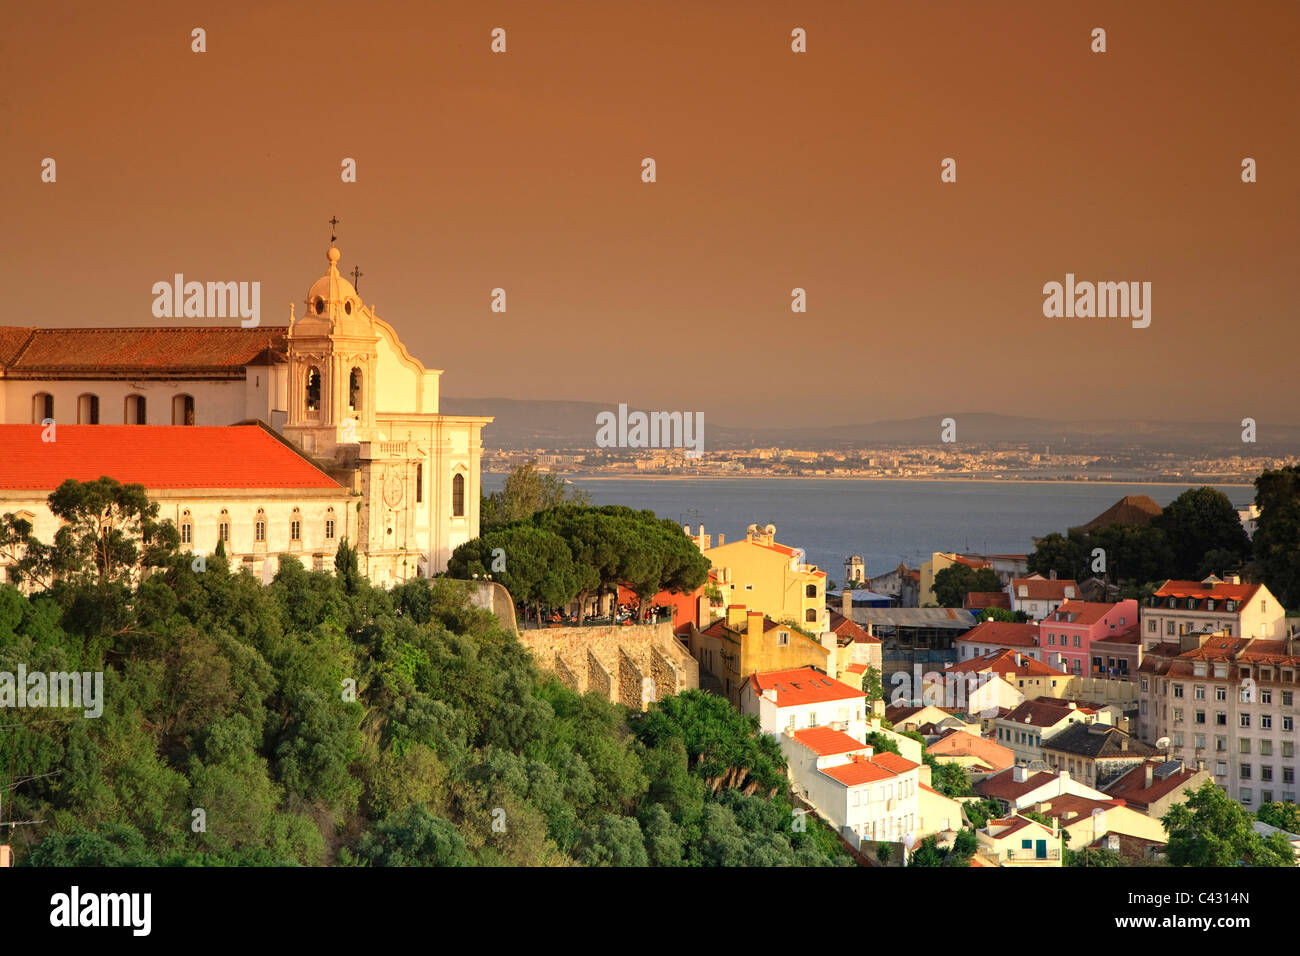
[
  {"left": 947, "top": 647, "right": 1067, "bottom": 678},
  {"left": 1001, "top": 699, "right": 1085, "bottom": 728},
  {"left": 964, "top": 591, "right": 1011, "bottom": 610},
  {"left": 0, "top": 425, "right": 342, "bottom": 490},
  {"left": 927, "top": 730, "right": 1015, "bottom": 771},
  {"left": 790, "top": 727, "right": 868, "bottom": 757},
  {"left": 1102, "top": 760, "right": 1205, "bottom": 810},
  {"left": 1032, "top": 794, "right": 1121, "bottom": 824},
  {"left": 1040, "top": 723, "right": 1156, "bottom": 760},
  {"left": 748, "top": 668, "right": 864, "bottom": 707},
  {"left": 957, "top": 620, "right": 1041, "bottom": 648},
  {"left": 1043, "top": 600, "right": 1124, "bottom": 627},
  {"left": 1074, "top": 495, "right": 1163, "bottom": 534},
  {"left": 976, "top": 769, "right": 1057, "bottom": 801},
  {"left": 820, "top": 750, "right": 917, "bottom": 787},
  {"left": 0, "top": 326, "right": 288, "bottom": 377},
  {"left": 1010, "top": 577, "right": 1079, "bottom": 601},
  {"left": 1153, "top": 579, "right": 1260, "bottom": 602},
  {"left": 828, "top": 609, "right": 879, "bottom": 644}
]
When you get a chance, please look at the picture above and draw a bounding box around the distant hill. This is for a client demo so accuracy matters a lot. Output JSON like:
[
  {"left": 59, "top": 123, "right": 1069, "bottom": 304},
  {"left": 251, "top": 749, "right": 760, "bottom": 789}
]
[{"left": 440, "top": 397, "right": 1300, "bottom": 455}]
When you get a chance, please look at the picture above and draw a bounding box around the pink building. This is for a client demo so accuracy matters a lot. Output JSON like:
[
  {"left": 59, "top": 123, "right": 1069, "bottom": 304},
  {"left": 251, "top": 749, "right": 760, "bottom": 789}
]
[{"left": 1037, "top": 599, "right": 1138, "bottom": 677}]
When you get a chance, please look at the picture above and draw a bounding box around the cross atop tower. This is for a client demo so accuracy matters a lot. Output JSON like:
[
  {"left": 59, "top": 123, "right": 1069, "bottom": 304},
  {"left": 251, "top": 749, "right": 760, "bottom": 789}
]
[
  {"left": 328, "top": 216, "right": 340, "bottom": 245},
  {"left": 350, "top": 265, "right": 363, "bottom": 291}
]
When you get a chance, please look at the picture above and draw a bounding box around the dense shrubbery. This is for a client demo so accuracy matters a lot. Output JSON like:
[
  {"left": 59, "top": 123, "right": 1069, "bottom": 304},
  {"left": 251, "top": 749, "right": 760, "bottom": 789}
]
[{"left": 0, "top": 503, "right": 848, "bottom": 866}]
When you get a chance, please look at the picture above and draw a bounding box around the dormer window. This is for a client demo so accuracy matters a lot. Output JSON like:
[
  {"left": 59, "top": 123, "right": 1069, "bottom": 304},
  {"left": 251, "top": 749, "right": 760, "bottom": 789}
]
[{"left": 314, "top": 296, "right": 325, "bottom": 315}]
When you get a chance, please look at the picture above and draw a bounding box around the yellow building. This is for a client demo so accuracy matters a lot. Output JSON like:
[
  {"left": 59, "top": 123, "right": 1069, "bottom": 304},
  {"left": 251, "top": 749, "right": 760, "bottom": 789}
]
[
  {"left": 919, "top": 553, "right": 991, "bottom": 607},
  {"left": 689, "top": 605, "right": 832, "bottom": 703},
  {"left": 976, "top": 814, "right": 1063, "bottom": 867},
  {"left": 697, "top": 524, "right": 828, "bottom": 634}
]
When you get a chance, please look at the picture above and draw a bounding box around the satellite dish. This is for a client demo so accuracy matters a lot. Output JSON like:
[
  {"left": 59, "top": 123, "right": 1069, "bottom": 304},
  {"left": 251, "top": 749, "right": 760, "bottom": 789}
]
[{"left": 1156, "top": 736, "right": 1171, "bottom": 750}]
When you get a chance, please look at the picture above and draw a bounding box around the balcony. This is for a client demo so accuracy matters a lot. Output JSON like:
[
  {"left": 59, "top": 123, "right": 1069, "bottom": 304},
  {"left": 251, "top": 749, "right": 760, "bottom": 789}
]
[{"left": 1005, "top": 847, "right": 1061, "bottom": 862}]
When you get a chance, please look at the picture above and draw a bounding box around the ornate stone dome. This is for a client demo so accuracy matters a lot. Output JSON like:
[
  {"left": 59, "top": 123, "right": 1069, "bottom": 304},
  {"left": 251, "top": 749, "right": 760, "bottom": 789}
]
[{"left": 304, "top": 247, "right": 362, "bottom": 324}]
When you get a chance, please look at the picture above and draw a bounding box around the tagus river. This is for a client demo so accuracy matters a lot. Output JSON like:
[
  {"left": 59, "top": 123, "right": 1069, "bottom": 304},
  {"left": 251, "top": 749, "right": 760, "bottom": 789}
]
[{"left": 481, "top": 476, "right": 1251, "bottom": 580}]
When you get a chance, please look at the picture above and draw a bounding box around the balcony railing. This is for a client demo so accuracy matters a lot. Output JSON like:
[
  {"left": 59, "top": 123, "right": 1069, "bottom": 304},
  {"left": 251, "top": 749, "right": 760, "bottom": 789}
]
[{"left": 1005, "top": 847, "right": 1061, "bottom": 862}]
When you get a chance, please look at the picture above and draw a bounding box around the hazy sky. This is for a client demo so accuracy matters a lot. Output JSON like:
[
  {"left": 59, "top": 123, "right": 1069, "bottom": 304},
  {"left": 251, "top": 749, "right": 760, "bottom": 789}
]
[{"left": 5, "top": 1, "right": 1297, "bottom": 429}]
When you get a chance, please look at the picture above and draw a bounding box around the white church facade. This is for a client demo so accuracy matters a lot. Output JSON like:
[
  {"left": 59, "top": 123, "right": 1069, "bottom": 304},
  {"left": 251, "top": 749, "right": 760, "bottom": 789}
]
[{"left": 0, "top": 246, "right": 491, "bottom": 586}]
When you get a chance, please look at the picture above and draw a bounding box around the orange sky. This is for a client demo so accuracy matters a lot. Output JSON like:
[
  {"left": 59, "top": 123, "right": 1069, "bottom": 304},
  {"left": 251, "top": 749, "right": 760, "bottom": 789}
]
[{"left": 4, "top": 0, "right": 1297, "bottom": 429}]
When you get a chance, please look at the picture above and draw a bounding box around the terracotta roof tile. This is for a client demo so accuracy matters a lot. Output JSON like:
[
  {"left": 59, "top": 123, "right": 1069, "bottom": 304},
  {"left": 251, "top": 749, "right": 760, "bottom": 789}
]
[
  {"left": 0, "top": 425, "right": 342, "bottom": 490},
  {"left": 748, "top": 667, "right": 863, "bottom": 707},
  {"left": 0, "top": 326, "right": 288, "bottom": 377}
]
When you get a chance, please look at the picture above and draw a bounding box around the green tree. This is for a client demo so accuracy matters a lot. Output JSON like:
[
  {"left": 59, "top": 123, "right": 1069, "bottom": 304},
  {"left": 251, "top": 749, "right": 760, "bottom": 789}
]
[
  {"left": 1027, "top": 531, "right": 1085, "bottom": 580},
  {"left": 860, "top": 665, "right": 884, "bottom": 707},
  {"left": 1253, "top": 465, "right": 1300, "bottom": 610},
  {"left": 932, "top": 564, "right": 1000, "bottom": 608},
  {"left": 1154, "top": 487, "right": 1251, "bottom": 580},
  {"left": 481, "top": 459, "right": 591, "bottom": 529},
  {"left": 1163, "top": 781, "right": 1296, "bottom": 866},
  {"left": 1257, "top": 801, "right": 1300, "bottom": 835}
]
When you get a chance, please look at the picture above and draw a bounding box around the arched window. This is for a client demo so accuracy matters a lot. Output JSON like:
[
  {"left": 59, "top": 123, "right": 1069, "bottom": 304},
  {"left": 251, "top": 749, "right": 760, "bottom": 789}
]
[
  {"left": 254, "top": 508, "right": 267, "bottom": 543},
  {"left": 805, "top": 583, "right": 817, "bottom": 598},
  {"left": 180, "top": 510, "right": 193, "bottom": 545},
  {"left": 173, "top": 394, "right": 195, "bottom": 425},
  {"left": 348, "top": 367, "right": 362, "bottom": 412},
  {"left": 324, "top": 507, "right": 336, "bottom": 540},
  {"left": 290, "top": 507, "right": 302, "bottom": 542},
  {"left": 452, "top": 473, "right": 465, "bottom": 517},
  {"left": 305, "top": 368, "right": 321, "bottom": 414},
  {"left": 125, "top": 394, "right": 147, "bottom": 424},
  {"left": 32, "top": 393, "right": 54, "bottom": 424},
  {"left": 805, "top": 608, "right": 817, "bottom": 623},
  {"left": 218, "top": 509, "right": 230, "bottom": 543},
  {"left": 77, "top": 394, "right": 100, "bottom": 424},
  {"left": 415, "top": 463, "right": 423, "bottom": 503}
]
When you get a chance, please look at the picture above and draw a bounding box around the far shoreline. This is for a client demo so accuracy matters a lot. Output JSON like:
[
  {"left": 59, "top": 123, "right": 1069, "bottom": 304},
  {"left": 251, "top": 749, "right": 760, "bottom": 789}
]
[{"left": 486, "top": 472, "right": 1255, "bottom": 488}]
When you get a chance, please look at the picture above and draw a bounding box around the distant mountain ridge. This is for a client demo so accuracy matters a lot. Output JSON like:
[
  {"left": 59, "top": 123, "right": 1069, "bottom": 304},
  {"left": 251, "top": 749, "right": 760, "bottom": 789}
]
[{"left": 440, "top": 397, "right": 1300, "bottom": 454}]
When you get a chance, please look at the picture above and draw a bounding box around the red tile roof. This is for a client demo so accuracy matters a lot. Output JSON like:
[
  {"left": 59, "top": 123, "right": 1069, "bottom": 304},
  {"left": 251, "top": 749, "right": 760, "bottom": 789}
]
[
  {"left": 928, "top": 730, "right": 1015, "bottom": 772},
  {"left": 1043, "top": 600, "right": 1124, "bottom": 627},
  {"left": 0, "top": 425, "right": 342, "bottom": 490},
  {"left": 956, "top": 620, "right": 1041, "bottom": 648},
  {"left": 828, "top": 609, "right": 880, "bottom": 644},
  {"left": 1102, "top": 760, "right": 1206, "bottom": 810},
  {"left": 964, "top": 591, "right": 1012, "bottom": 610},
  {"left": 790, "top": 727, "right": 869, "bottom": 757},
  {"left": 1001, "top": 699, "right": 1090, "bottom": 728},
  {"left": 947, "top": 647, "right": 1068, "bottom": 678},
  {"left": 748, "top": 667, "right": 864, "bottom": 707},
  {"left": 820, "top": 750, "right": 918, "bottom": 786},
  {"left": 976, "top": 769, "right": 1057, "bottom": 801},
  {"left": 0, "top": 326, "right": 288, "bottom": 378},
  {"left": 1011, "top": 577, "right": 1079, "bottom": 601},
  {"left": 1153, "top": 579, "right": 1260, "bottom": 602}
]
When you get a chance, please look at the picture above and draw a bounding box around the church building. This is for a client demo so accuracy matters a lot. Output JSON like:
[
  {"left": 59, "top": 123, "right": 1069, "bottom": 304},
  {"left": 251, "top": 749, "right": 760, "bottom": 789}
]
[{"left": 0, "top": 246, "right": 491, "bottom": 586}]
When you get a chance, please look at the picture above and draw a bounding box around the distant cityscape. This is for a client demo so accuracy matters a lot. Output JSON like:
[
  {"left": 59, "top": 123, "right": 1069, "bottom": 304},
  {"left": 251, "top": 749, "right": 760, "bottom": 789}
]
[{"left": 485, "top": 444, "right": 1287, "bottom": 483}]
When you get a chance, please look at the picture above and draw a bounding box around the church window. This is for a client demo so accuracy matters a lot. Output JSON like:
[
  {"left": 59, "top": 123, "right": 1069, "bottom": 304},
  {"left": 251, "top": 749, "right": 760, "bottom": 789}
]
[
  {"left": 126, "top": 394, "right": 146, "bottom": 424},
  {"left": 314, "top": 296, "right": 325, "bottom": 315},
  {"left": 306, "top": 368, "right": 321, "bottom": 413},
  {"left": 349, "top": 367, "right": 362, "bottom": 412},
  {"left": 173, "top": 394, "right": 195, "bottom": 425},
  {"left": 255, "top": 509, "right": 266, "bottom": 543},
  {"left": 218, "top": 509, "right": 230, "bottom": 543},
  {"left": 344, "top": 300, "right": 352, "bottom": 315},
  {"left": 290, "top": 508, "right": 302, "bottom": 542},
  {"left": 452, "top": 473, "right": 465, "bottom": 517},
  {"left": 325, "top": 508, "right": 336, "bottom": 540},
  {"left": 180, "top": 510, "right": 193, "bottom": 545},
  {"left": 416, "top": 463, "right": 423, "bottom": 503},
  {"left": 77, "top": 394, "right": 99, "bottom": 425},
  {"left": 32, "top": 393, "right": 54, "bottom": 423}
]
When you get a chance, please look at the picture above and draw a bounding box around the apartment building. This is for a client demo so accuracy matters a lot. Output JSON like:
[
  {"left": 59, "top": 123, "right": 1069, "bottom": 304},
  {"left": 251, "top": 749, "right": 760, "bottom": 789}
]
[
  {"left": 1139, "top": 632, "right": 1300, "bottom": 809},
  {"left": 1139, "top": 576, "right": 1285, "bottom": 649},
  {"left": 1038, "top": 599, "right": 1138, "bottom": 677},
  {"left": 1008, "top": 574, "right": 1079, "bottom": 620}
]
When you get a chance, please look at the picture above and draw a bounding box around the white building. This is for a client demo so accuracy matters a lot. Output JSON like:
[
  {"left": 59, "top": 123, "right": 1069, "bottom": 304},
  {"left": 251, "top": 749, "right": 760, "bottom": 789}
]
[
  {"left": 739, "top": 667, "right": 868, "bottom": 740},
  {"left": 0, "top": 245, "right": 491, "bottom": 585}
]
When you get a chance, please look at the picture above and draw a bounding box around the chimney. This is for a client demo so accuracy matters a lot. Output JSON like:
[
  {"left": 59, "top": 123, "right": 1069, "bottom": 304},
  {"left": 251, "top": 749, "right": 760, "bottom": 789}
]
[
  {"left": 1145, "top": 763, "right": 1154, "bottom": 788},
  {"left": 1049, "top": 569, "right": 1057, "bottom": 580},
  {"left": 1121, "top": 737, "right": 1128, "bottom": 752},
  {"left": 1013, "top": 766, "right": 1028, "bottom": 783},
  {"left": 726, "top": 605, "right": 748, "bottom": 629},
  {"left": 718, "top": 533, "right": 725, "bottom": 546},
  {"left": 1197, "top": 759, "right": 1205, "bottom": 772},
  {"left": 842, "top": 588, "right": 852, "bottom": 615}
]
